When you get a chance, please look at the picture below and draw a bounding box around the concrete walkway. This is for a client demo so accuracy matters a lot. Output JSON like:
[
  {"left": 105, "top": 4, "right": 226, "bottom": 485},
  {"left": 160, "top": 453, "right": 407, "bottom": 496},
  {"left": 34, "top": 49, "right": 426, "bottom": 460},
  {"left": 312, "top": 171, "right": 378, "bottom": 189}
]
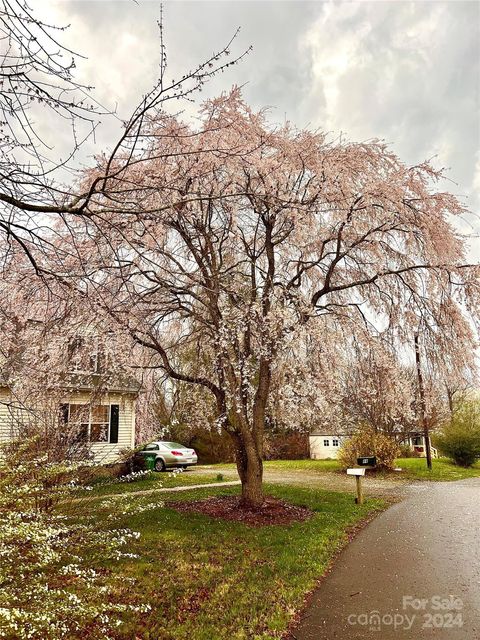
[
  {"left": 290, "top": 478, "right": 480, "bottom": 639},
  {"left": 74, "top": 480, "right": 241, "bottom": 503}
]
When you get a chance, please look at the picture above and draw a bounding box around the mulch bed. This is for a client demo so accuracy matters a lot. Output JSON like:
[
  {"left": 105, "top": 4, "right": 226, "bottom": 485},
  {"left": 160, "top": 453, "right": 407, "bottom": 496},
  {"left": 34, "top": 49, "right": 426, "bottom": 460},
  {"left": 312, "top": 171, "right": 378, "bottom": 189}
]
[{"left": 167, "top": 495, "right": 313, "bottom": 527}]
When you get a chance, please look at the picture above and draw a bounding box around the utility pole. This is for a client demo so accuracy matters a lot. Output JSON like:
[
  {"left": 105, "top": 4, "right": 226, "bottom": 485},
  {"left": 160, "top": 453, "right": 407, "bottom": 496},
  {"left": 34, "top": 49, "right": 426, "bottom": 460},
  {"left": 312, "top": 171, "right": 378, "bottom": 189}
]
[{"left": 414, "top": 332, "right": 432, "bottom": 470}]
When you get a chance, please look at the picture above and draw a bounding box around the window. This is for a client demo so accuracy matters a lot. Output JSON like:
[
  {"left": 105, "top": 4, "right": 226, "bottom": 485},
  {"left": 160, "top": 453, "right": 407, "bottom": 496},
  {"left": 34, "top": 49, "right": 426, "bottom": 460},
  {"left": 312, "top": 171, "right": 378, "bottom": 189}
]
[
  {"left": 89, "top": 348, "right": 106, "bottom": 374},
  {"left": 323, "top": 439, "right": 330, "bottom": 447},
  {"left": 68, "top": 404, "right": 90, "bottom": 443},
  {"left": 144, "top": 443, "right": 159, "bottom": 451},
  {"left": 67, "top": 336, "right": 107, "bottom": 374},
  {"left": 66, "top": 404, "right": 111, "bottom": 443},
  {"left": 68, "top": 336, "right": 83, "bottom": 371},
  {"left": 90, "top": 405, "right": 109, "bottom": 442},
  {"left": 332, "top": 439, "right": 339, "bottom": 447}
]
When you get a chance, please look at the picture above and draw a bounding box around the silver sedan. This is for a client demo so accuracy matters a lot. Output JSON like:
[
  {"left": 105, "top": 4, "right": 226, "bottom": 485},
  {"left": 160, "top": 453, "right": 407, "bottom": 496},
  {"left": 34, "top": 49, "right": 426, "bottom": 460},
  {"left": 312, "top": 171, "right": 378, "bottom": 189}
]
[{"left": 139, "top": 441, "right": 198, "bottom": 472}]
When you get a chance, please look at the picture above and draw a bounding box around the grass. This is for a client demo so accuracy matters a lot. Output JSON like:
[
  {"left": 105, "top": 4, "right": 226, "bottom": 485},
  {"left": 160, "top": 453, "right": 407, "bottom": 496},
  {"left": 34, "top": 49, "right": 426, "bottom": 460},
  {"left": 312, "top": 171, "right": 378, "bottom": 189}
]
[
  {"left": 394, "top": 457, "right": 480, "bottom": 481},
  {"left": 265, "top": 459, "right": 342, "bottom": 471},
  {"left": 263, "top": 459, "right": 342, "bottom": 472},
  {"left": 202, "top": 457, "right": 480, "bottom": 482},
  {"left": 263, "top": 457, "right": 480, "bottom": 481},
  {"left": 73, "top": 454, "right": 480, "bottom": 502},
  {"left": 260, "top": 457, "right": 480, "bottom": 480},
  {"left": 57, "top": 455, "right": 479, "bottom": 637},
  {"left": 200, "top": 459, "right": 342, "bottom": 472},
  {"left": 67, "top": 483, "right": 386, "bottom": 640}
]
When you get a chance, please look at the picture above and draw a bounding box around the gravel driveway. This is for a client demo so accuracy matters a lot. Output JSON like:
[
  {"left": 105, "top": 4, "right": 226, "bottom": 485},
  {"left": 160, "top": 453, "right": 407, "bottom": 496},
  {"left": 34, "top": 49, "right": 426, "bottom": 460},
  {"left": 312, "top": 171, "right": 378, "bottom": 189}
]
[{"left": 193, "top": 465, "right": 408, "bottom": 498}]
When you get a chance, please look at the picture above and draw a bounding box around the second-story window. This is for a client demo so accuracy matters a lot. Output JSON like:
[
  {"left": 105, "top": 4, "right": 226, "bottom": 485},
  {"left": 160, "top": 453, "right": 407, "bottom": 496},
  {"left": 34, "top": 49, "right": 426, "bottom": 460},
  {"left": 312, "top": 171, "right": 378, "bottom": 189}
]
[{"left": 68, "top": 335, "right": 106, "bottom": 373}]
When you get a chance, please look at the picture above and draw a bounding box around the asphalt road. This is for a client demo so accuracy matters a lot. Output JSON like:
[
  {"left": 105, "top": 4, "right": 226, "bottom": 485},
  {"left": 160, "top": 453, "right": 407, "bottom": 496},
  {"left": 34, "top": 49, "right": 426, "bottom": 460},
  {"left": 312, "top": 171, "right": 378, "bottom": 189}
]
[{"left": 291, "top": 479, "right": 480, "bottom": 640}]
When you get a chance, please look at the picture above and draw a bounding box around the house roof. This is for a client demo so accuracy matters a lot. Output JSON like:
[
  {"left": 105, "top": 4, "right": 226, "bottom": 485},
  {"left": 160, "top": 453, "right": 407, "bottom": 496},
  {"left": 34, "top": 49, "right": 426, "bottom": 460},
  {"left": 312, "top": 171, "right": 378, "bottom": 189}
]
[
  {"left": 61, "top": 372, "right": 141, "bottom": 395},
  {"left": 0, "top": 370, "right": 141, "bottom": 395}
]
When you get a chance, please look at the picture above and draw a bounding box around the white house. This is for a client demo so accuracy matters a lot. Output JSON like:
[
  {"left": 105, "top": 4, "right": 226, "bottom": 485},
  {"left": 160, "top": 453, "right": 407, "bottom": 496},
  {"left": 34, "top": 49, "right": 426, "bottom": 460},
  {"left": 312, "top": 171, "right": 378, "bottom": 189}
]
[
  {"left": 309, "top": 429, "right": 437, "bottom": 460},
  {"left": 0, "top": 372, "right": 140, "bottom": 464},
  {"left": 400, "top": 433, "right": 438, "bottom": 458},
  {"left": 309, "top": 432, "right": 351, "bottom": 459}
]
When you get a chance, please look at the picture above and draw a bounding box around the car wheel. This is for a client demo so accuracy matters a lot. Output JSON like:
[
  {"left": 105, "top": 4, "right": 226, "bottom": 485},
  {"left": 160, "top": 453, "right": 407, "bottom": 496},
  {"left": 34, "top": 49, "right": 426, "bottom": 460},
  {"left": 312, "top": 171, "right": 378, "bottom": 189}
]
[{"left": 154, "top": 458, "right": 166, "bottom": 472}]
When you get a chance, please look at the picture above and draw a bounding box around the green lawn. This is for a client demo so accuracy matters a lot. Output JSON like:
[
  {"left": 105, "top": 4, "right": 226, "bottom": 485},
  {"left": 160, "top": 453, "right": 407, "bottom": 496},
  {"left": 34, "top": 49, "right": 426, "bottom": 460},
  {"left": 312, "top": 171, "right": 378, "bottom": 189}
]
[
  {"left": 394, "top": 457, "right": 480, "bottom": 481},
  {"left": 74, "top": 455, "right": 480, "bottom": 503},
  {"left": 202, "top": 457, "right": 480, "bottom": 481},
  {"left": 262, "top": 457, "right": 480, "bottom": 480},
  {"left": 199, "top": 459, "right": 342, "bottom": 473},
  {"left": 263, "top": 459, "right": 342, "bottom": 472},
  {"left": 67, "top": 484, "right": 385, "bottom": 640},
  {"left": 57, "top": 454, "right": 480, "bottom": 638}
]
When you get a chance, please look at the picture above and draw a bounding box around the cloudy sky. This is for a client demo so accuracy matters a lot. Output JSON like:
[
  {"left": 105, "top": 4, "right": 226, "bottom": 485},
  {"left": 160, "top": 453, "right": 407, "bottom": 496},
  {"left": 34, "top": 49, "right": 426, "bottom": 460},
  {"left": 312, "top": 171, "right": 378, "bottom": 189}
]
[{"left": 43, "top": 0, "right": 479, "bottom": 255}]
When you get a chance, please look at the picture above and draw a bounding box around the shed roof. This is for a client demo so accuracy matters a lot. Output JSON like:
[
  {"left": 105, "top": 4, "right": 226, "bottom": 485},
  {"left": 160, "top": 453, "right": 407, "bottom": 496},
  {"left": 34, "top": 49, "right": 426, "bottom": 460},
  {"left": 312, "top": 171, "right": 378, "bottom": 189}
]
[{"left": 309, "top": 430, "right": 353, "bottom": 437}]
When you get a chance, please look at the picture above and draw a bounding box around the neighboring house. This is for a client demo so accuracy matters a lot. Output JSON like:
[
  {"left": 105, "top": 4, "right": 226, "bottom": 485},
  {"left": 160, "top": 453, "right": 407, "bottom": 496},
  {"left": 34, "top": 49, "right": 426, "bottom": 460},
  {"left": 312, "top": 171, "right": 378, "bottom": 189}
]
[
  {"left": 309, "top": 431, "right": 351, "bottom": 459},
  {"left": 309, "top": 429, "right": 437, "bottom": 460},
  {"left": 0, "top": 331, "right": 141, "bottom": 464},
  {"left": 400, "top": 432, "right": 438, "bottom": 458}
]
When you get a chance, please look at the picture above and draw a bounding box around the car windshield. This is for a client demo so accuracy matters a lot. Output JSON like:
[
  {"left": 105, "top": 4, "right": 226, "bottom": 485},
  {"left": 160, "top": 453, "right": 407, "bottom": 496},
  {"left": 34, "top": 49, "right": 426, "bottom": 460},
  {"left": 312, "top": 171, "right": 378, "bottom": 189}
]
[{"left": 162, "top": 442, "right": 187, "bottom": 450}]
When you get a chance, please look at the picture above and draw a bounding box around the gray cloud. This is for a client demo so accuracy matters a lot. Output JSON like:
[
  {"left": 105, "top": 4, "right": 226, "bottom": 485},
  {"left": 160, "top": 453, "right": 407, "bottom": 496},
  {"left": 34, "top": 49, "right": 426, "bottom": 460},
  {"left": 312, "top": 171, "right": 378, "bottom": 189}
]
[{"left": 42, "top": 0, "right": 480, "bottom": 255}]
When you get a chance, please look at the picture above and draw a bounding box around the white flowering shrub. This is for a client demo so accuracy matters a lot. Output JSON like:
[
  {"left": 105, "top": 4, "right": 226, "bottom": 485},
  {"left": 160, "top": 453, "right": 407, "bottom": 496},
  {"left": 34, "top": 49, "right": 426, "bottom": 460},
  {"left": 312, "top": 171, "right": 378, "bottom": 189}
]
[
  {"left": 116, "top": 469, "right": 153, "bottom": 483},
  {"left": 98, "top": 494, "right": 165, "bottom": 521},
  {"left": 0, "top": 437, "right": 148, "bottom": 639}
]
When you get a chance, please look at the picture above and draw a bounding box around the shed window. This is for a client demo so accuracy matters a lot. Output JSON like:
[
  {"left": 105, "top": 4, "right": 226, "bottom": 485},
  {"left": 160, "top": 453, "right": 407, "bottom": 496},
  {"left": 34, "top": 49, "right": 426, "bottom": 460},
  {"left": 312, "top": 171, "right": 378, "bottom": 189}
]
[
  {"left": 323, "top": 439, "right": 330, "bottom": 447},
  {"left": 332, "top": 439, "right": 339, "bottom": 447}
]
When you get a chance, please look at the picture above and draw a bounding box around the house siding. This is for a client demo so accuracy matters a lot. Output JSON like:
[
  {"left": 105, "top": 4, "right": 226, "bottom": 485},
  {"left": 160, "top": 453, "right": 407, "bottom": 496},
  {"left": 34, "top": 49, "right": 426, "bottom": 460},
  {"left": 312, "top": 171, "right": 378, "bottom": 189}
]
[
  {"left": 0, "top": 387, "right": 12, "bottom": 443},
  {"left": 309, "top": 434, "right": 349, "bottom": 460},
  {"left": 0, "top": 387, "right": 136, "bottom": 464},
  {"left": 0, "top": 388, "right": 29, "bottom": 443}
]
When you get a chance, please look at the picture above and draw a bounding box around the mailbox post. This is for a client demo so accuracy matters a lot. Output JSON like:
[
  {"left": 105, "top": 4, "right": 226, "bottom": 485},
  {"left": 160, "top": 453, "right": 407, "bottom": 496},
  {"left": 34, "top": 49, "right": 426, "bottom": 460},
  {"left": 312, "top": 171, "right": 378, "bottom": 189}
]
[
  {"left": 347, "top": 468, "right": 366, "bottom": 504},
  {"left": 347, "top": 457, "right": 376, "bottom": 504}
]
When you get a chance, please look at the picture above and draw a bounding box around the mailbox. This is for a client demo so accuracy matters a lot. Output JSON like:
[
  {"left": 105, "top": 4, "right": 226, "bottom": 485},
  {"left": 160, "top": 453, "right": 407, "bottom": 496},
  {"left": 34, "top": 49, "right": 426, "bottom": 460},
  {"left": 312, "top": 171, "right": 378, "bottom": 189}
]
[
  {"left": 357, "top": 456, "right": 376, "bottom": 467},
  {"left": 347, "top": 468, "right": 365, "bottom": 476}
]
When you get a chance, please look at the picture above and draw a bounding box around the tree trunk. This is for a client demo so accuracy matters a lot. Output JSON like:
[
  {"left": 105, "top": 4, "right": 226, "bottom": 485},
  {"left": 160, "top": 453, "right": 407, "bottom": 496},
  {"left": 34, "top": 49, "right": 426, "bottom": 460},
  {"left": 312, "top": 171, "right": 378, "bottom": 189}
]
[
  {"left": 225, "top": 357, "right": 271, "bottom": 509},
  {"left": 240, "top": 446, "right": 264, "bottom": 508},
  {"left": 231, "top": 432, "right": 264, "bottom": 508}
]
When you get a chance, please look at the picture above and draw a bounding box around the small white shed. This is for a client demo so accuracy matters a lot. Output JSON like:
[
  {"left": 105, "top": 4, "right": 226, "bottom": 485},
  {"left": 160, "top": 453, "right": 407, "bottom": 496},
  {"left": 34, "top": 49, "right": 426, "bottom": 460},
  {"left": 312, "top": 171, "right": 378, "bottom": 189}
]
[{"left": 309, "top": 432, "right": 351, "bottom": 460}]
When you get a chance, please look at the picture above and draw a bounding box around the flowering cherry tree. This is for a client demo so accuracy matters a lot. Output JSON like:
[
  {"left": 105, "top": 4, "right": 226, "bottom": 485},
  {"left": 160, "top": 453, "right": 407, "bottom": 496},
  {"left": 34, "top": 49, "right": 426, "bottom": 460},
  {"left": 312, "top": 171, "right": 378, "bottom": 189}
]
[{"left": 76, "top": 91, "right": 478, "bottom": 507}]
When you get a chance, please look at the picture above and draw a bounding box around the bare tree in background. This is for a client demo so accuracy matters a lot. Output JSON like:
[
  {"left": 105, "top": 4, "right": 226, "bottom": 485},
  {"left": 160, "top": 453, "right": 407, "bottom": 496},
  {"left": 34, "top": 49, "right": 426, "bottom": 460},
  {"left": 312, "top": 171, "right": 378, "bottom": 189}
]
[{"left": 0, "top": 0, "right": 249, "bottom": 269}]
